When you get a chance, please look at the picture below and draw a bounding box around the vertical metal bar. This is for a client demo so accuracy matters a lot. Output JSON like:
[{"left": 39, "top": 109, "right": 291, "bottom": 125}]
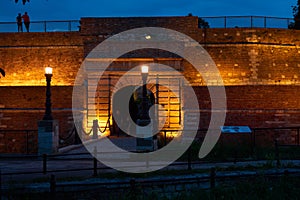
[
  {"left": 250, "top": 16, "right": 253, "bottom": 28},
  {"left": 68, "top": 21, "right": 71, "bottom": 32},
  {"left": 156, "top": 75, "right": 159, "bottom": 133},
  {"left": 43, "top": 154, "right": 47, "bottom": 174},
  {"left": 297, "top": 128, "right": 299, "bottom": 145},
  {"left": 251, "top": 129, "right": 254, "bottom": 157},
  {"left": 0, "top": 169, "right": 2, "bottom": 200},
  {"left": 26, "top": 130, "right": 29, "bottom": 154},
  {"left": 108, "top": 75, "right": 111, "bottom": 132},
  {"left": 130, "top": 179, "right": 136, "bottom": 197},
  {"left": 44, "top": 21, "right": 47, "bottom": 32},
  {"left": 93, "top": 146, "right": 98, "bottom": 177},
  {"left": 210, "top": 167, "right": 216, "bottom": 189},
  {"left": 164, "top": 131, "right": 167, "bottom": 146},
  {"left": 50, "top": 174, "right": 56, "bottom": 199},
  {"left": 275, "top": 139, "right": 280, "bottom": 167},
  {"left": 187, "top": 146, "right": 192, "bottom": 170},
  {"left": 224, "top": 16, "right": 227, "bottom": 28},
  {"left": 178, "top": 79, "right": 181, "bottom": 125},
  {"left": 264, "top": 17, "right": 267, "bottom": 28},
  {"left": 168, "top": 78, "right": 170, "bottom": 127}
]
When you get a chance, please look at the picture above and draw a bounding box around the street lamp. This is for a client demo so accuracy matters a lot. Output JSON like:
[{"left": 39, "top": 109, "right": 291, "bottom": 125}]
[{"left": 43, "top": 66, "right": 53, "bottom": 120}]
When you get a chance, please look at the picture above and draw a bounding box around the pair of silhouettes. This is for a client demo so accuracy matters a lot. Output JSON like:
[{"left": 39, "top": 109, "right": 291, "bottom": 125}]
[{"left": 16, "top": 12, "right": 30, "bottom": 32}]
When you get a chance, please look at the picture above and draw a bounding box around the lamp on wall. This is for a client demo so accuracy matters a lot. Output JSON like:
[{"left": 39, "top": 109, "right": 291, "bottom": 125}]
[{"left": 43, "top": 66, "right": 53, "bottom": 120}]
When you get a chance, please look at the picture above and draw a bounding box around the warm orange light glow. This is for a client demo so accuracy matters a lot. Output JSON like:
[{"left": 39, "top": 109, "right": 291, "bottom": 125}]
[
  {"left": 45, "top": 67, "right": 53, "bottom": 75},
  {"left": 165, "top": 131, "right": 181, "bottom": 138}
]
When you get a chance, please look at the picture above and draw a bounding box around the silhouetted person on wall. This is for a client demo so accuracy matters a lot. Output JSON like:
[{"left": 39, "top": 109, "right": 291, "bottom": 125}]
[
  {"left": 22, "top": 12, "right": 30, "bottom": 32},
  {"left": 16, "top": 13, "right": 22, "bottom": 32}
]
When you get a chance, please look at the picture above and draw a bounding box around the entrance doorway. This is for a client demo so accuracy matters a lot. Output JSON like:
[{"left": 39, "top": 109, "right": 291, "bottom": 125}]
[{"left": 112, "top": 86, "right": 155, "bottom": 136}]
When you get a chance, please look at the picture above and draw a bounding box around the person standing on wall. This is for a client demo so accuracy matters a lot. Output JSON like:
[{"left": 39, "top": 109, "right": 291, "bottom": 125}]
[
  {"left": 16, "top": 13, "right": 23, "bottom": 32},
  {"left": 22, "top": 12, "right": 30, "bottom": 32}
]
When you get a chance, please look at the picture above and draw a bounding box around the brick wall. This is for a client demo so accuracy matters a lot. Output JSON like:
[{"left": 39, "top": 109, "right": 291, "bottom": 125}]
[
  {"left": 0, "top": 32, "right": 83, "bottom": 86},
  {"left": 0, "top": 86, "right": 73, "bottom": 133},
  {"left": 1, "top": 16, "right": 300, "bottom": 153},
  {"left": 188, "top": 86, "right": 300, "bottom": 128}
]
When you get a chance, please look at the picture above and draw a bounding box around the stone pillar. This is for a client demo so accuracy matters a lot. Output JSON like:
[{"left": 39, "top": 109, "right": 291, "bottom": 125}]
[
  {"left": 38, "top": 120, "right": 59, "bottom": 155},
  {"left": 136, "top": 119, "right": 153, "bottom": 151}
]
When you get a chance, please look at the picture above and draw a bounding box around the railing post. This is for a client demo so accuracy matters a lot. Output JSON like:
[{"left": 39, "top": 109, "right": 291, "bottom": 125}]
[
  {"left": 50, "top": 174, "right": 56, "bottom": 199},
  {"left": 250, "top": 16, "right": 253, "bottom": 28},
  {"left": 0, "top": 169, "right": 2, "bottom": 200},
  {"left": 108, "top": 75, "right": 111, "bottom": 133},
  {"left": 43, "top": 154, "right": 47, "bottom": 174},
  {"left": 156, "top": 75, "right": 159, "bottom": 133},
  {"left": 275, "top": 139, "right": 280, "bottom": 168},
  {"left": 224, "top": 16, "right": 227, "bottom": 28},
  {"left": 44, "top": 21, "right": 47, "bottom": 32},
  {"left": 68, "top": 21, "right": 71, "bottom": 32},
  {"left": 163, "top": 131, "right": 167, "bottom": 146},
  {"left": 297, "top": 128, "right": 299, "bottom": 145},
  {"left": 93, "top": 146, "right": 98, "bottom": 177},
  {"left": 130, "top": 178, "right": 137, "bottom": 199},
  {"left": 26, "top": 130, "right": 29, "bottom": 154},
  {"left": 187, "top": 146, "right": 192, "bottom": 170},
  {"left": 264, "top": 16, "right": 267, "bottom": 28},
  {"left": 210, "top": 167, "right": 216, "bottom": 189}
]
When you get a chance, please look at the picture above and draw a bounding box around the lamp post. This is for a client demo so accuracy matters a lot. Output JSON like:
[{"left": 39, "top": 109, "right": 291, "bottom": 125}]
[
  {"left": 136, "top": 65, "right": 154, "bottom": 152},
  {"left": 140, "top": 65, "right": 149, "bottom": 121},
  {"left": 38, "top": 66, "right": 59, "bottom": 155},
  {"left": 43, "top": 66, "right": 53, "bottom": 120}
]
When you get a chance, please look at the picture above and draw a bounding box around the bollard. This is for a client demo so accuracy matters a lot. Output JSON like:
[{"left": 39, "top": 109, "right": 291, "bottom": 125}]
[
  {"left": 275, "top": 139, "right": 280, "bottom": 168},
  {"left": 210, "top": 167, "right": 216, "bottom": 189},
  {"left": 93, "top": 146, "right": 98, "bottom": 177},
  {"left": 92, "top": 120, "right": 98, "bottom": 139},
  {"left": 50, "top": 174, "right": 56, "bottom": 199},
  {"left": 43, "top": 154, "right": 47, "bottom": 174}
]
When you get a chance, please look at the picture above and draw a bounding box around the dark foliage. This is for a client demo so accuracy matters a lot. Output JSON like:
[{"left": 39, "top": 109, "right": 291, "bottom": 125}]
[
  {"left": 198, "top": 17, "right": 209, "bottom": 28},
  {"left": 290, "top": 0, "right": 300, "bottom": 29},
  {"left": 14, "top": 0, "right": 30, "bottom": 5}
]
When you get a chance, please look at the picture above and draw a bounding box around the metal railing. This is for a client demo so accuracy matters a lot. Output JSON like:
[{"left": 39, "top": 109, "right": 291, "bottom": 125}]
[
  {"left": 201, "top": 16, "right": 295, "bottom": 29},
  {"left": 0, "top": 16, "right": 297, "bottom": 33},
  {"left": 0, "top": 20, "right": 80, "bottom": 33}
]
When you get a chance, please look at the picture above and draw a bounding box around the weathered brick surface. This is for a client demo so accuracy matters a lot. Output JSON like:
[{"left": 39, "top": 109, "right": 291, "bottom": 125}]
[
  {"left": 1, "top": 16, "right": 300, "bottom": 153},
  {"left": 0, "top": 32, "right": 83, "bottom": 86},
  {"left": 0, "top": 87, "right": 73, "bottom": 139}
]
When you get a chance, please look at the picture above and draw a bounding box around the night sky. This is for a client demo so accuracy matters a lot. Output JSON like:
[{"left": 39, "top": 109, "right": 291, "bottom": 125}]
[{"left": 0, "top": 0, "right": 296, "bottom": 22}]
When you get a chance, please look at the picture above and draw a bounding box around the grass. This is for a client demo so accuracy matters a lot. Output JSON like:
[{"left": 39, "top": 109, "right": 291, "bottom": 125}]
[{"left": 5, "top": 173, "right": 300, "bottom": 200}]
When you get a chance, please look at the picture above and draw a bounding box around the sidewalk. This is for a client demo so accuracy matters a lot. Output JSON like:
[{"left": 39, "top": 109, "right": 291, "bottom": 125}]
[{"left": 1, "top": 137, "right": 300, "bottom": 183}]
